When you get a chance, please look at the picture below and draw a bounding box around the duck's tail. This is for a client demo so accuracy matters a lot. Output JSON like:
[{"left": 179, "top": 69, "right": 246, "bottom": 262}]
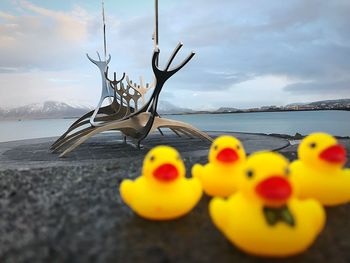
[
  {"left": 209, "top": 197, "right": 229, "bottom": 231},
  {"left": 191, "top": 164, "right": 204, "bottom": 180},
  {"left": 119, "top": 179, "right": 135, "bottom": 206}
]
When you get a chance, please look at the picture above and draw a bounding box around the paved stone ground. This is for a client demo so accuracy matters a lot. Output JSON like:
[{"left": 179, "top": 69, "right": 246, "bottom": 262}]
[
  {"left": 0, "top": 132, "right": 289, "bottom": 170},
  {"left": 0, "top": 132, "right": 350, "bottom": 263}
]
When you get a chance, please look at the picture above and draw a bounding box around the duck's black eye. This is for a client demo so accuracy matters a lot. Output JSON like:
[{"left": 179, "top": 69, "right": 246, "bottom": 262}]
[
  {"left": 237, "top": 145, "right": 241, "bottom": 150},
  {"left": 213, "top": 145, "right": 218, "bottom": 151},
  {"left": 150, "top": 156, "right": 155, "bottom": 162},
  {"left": 246, "top": 170, "right": 254, "bottom": 178},
  {"left": 285, "top": 167, "right": 290, "bottom": 176},
  {"left": 309, "top": 143, "right": 317, "bottom": 149}
]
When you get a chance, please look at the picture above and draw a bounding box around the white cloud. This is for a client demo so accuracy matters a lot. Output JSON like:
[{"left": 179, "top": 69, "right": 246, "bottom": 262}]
[
  {"left": 0, "top": 0, "right": 349, "bottom": 110},
  {"left": 166, "top": 75, "right": 297, "bottom": 110},
  {"left": 0, "top": 1, "right": 95, "bottom": 71},
  {"left": 0, "top": 70, "right": 99, "bottom": 108},
  {"left": 20, "top": 1, "right": 89, "bottom": 42}
]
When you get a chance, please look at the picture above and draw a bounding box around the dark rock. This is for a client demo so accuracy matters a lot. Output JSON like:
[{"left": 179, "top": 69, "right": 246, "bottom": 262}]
[{"left": 294, "top": 132, "right": 304, "bottom": 139}]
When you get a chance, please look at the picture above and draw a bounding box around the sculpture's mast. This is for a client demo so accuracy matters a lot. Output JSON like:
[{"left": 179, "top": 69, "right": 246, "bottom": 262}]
[
  {"left": 101, "top": 0, "right": 113, "bottom": 104},
  {"left": 102, "top": 0, "right": 107, "bottom": 61}
]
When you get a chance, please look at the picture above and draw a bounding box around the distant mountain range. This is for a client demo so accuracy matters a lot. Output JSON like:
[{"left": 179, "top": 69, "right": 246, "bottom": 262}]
[
  {"left": 0, "top": 99, "right": 348, "bottom": 120},
  {"left": 157, "top": 100, "right": 194, "bottom": 114},
  {"left": 306, "top": 99, "right": 350, "bottom": 106},
  {"left": 0, "top": 101, "right": 93, "bottom": 120},
  {"left": 214, "top": 99, "right": 350, "bottom": 114},
  {"left": 0, "top": 100, "right": 193, "bottom": 120},
  {"left": 286, "top": 99, "right": 350, "bottom": 107},
  {"left": 215, "top": 107, "right": 240, "bottom": 113}
]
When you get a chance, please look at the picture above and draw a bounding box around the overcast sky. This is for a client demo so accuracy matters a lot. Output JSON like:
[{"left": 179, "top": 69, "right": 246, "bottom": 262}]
[{"left": 0, "top": 0, "right": 349, "bottom": 110}]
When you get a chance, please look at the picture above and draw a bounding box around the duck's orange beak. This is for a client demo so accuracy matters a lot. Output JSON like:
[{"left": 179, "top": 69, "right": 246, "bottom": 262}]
[
  {"left": 216, "top": 148, "right": 239, "bottom": 163},
  {"left": 319, "top": 144, "right": 347, "bottom": 164},
  {"left": 153, "top": 163, "right": 179, "bottom": 182},
  {"left": 255, "top": 176, "right": 292, "bottom": 206}
]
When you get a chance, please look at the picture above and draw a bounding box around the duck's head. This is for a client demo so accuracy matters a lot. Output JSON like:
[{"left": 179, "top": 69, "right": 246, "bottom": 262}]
[
  {"left": 298, "top": 133, "right": 347, "bottom": 169},
  {"left": 142, "top": 146, "right": 185, "bottom": 184},
  {"left": 239, "top": 152, "right": 293, "bottom": 207},
  {"left": 209, "top": 136, "right": 246, "bottom": 166}
]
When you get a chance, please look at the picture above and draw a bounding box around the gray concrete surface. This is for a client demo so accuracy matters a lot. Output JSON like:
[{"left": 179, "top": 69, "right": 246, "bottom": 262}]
[
  {"left": 0, "top": 132, "right": 350, "bottom": 263},
  {"left": 0, "top": 131, "right": 289, "bottom": 170}
]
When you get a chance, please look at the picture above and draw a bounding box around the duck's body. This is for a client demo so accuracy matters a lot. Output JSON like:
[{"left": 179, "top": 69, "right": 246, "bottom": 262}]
[
  {"left": 120, "top": 145, "right": 202, "bottom": 220},
  {"left": 290, "top": 133, "right": 349, "bottom": 206},
  {"left": 210, "top": 193, "right": 325, "bottom": 257},
  {"left": 121, "top": 176, "right": 202, "bottom": 220},
  {"left": 192, "top": 136, "right": 246, "bottom": 197},
  {"left": 291, "top": 160, "right": 350, "bottom": 206},
  {"left": 192, "top": 164, "right": 242, "bottom": 197},
  {"left": 209, "top": 151, "right": 326, "bottom": 257}
]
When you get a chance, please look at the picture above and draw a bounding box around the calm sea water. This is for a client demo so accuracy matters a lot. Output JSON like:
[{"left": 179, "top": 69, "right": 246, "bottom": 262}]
[{"left": 0, "top": 110, "right": 349, "bottom": 143}]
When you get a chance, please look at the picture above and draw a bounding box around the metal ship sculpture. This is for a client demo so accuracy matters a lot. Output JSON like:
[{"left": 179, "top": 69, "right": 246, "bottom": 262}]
[{"left": 51, "top": 0, "right": 212, "bottom": 157}]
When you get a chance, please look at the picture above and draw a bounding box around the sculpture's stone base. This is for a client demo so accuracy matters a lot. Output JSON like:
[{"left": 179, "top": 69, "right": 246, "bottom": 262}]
[{"left": 1, "top": 132, "right": 350, "bottom": 263}]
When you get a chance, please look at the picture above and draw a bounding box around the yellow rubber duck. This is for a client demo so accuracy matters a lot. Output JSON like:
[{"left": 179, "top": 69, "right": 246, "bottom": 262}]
[
  {"left": 192, "top": 135, "right": 246, "bottom": 197},
  {"left": 290, "top": 132, "right": 350, "bottom": 206},
  {"left": 210, "top": 152, "right": 325, "bottom": 257},
  {"left": 120, "top": 145, "right": 202, "bottom": 220}
]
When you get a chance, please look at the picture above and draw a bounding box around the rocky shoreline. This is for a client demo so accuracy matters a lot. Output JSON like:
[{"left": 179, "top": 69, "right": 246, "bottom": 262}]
[{"left": 267, "top": 132, "right": 350, "bottom": 140}]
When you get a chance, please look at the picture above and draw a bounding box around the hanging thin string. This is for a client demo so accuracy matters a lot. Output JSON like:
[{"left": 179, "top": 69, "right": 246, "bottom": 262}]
[
  {"left": 154, "top": 0, "right": 159, "bottom": 69},
  {"left": 154, "top": 0, "right": 159, "bottom": 48},
  {"left": 102, "top": 0, "right": 107, "bottom": 61}
]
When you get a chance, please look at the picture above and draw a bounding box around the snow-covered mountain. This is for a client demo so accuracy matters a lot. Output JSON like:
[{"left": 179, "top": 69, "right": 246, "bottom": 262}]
[
  {"left": 215, "top": 107, "right": 240, "bottom": 113},
  {"left": 0, "top": 100, "right": 194, "bottom": 120},
  {"left": 157, "top": 100, "right": 194, "bottom": 114},
  {"left": 0, "top": 101, "right": 93, "bottom": 120}
]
